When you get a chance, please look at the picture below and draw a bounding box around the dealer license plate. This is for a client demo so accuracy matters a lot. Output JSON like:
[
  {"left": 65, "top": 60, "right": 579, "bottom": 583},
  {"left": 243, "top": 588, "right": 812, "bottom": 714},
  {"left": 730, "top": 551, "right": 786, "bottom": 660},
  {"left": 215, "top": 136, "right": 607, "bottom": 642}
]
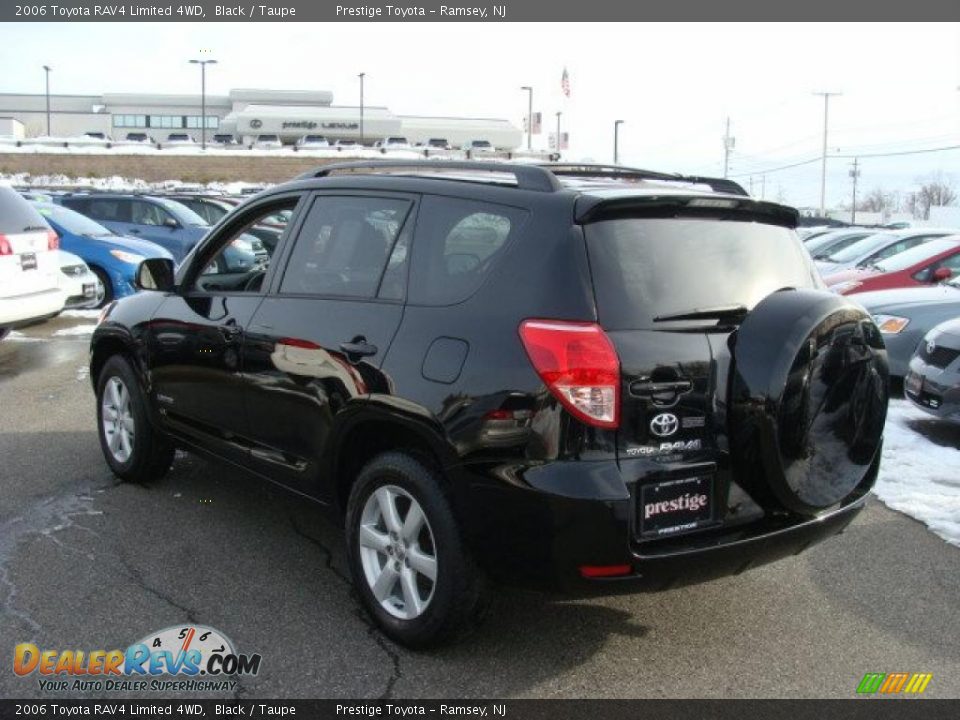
[
  {"left": 20, "top": 253, "right": 37, "bottom": 271},
  {"left": 639, "top": 475, "right": 714, "bottom": 538}
]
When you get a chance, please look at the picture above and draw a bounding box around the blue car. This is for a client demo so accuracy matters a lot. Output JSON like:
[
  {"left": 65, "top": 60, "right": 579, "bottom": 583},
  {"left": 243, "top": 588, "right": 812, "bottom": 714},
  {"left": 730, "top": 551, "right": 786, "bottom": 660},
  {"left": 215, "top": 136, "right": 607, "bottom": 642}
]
[
  {"left": 31, "top": 201, "right": 174, "bottom": 307},
  {"left": 57, "top": 193, "right": 211, "bottom": 263}
]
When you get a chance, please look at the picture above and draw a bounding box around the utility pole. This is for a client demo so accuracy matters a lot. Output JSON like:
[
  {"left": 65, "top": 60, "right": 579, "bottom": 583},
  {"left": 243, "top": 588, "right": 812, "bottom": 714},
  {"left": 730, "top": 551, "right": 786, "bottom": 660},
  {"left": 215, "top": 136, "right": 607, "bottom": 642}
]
[
  {"left": 358, "top": 72, "right": 366, "bottom": 146},
  {"left": 613, "top": 120, "right": 624, "bottom": 164},
  {"left": 749, "top": 176, "right": 754, "bottom": 195},
  {"left": 722, "top": 117, "right": 735, "bottom": 178},
  {"left": 814, "top": 91, "right": 842, "bottom": 216},
  {"left": 189, "top": 58, "right": 217, "bottom": 150},
  {"left": 43, "top": 65, "right": 52, "bottom": 137},
  {"left": 555, "top": 111, "right": 562, "bottom": 157},
  {"left": 520, "top": 86, "right": 533, "bottom": 151},
  {"left": 761, "top": 174, "right": 766, "bottom": 200},
  {"left": 849, "top": 157, "right": 861, "bottom": 224}
]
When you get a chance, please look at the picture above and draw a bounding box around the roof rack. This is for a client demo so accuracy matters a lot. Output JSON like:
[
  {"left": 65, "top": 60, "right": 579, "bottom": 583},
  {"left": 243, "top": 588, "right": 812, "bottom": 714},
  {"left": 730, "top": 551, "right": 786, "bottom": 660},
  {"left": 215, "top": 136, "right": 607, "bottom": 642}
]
[
  {"left": 298, "top": 160, "right": 749, "bottom": 197},
  {"left": 299, "top": 160, "right": 561, "bottom": 193},
  {"left": 540, "top": 163, "right": 749, "bottom": 197}
]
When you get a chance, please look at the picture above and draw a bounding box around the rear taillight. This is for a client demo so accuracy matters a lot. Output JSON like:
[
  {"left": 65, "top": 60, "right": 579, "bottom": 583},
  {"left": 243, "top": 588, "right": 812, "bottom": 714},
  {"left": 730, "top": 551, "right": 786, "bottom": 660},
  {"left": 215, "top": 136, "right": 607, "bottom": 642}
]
[
  {"left": 0, "top": 234, "right": 11, "bottom": 256},
  {"left": 519, "top": 319, "right": 620, "bottom": 429},
  {"left": 47, "top": 230, "right": 60, "bottom": 250}
]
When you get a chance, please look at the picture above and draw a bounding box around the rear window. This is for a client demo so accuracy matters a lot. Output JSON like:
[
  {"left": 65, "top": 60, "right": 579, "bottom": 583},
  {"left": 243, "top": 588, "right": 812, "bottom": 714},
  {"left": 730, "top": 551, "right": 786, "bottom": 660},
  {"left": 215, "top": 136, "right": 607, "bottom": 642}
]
[
  {"left": 0, "top": 187, "right": 49, "bottom": 234},
  {"left": 585, "top": 218, "right": 819, "bottom": 330}
]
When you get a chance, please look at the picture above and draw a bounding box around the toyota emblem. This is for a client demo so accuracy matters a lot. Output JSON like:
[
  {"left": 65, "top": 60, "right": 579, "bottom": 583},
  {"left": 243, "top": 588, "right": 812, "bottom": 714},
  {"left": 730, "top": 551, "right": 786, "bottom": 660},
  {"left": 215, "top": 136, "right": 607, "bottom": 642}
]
[
  {"left": 927, "top": 340, "right": 936, "bottom": 355},
  {"left": 250, "top": 119, "right": 263, "bottom": 129},
  {"left": 650, "top": 413, "right": 679, "bottom": 437}
]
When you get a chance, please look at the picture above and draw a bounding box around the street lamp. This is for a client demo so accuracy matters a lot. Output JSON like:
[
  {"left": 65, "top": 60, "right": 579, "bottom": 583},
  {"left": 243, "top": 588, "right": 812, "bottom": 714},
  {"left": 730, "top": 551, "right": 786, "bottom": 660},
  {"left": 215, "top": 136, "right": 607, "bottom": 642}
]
[
  {"left": 520, "top": 86, "right": 533, "bottom": 151},
  {"left": 814, "top": 91, "right": 841, "bottom": 216},
  {"left": 358, "top": 72, "right": 366, "bottom": 146},
  {"left": 613, "top": 120, "right": 624, "bottom": 164},
  {"left": 42, "top": 65, "right": 52, "bottom": 137},
  {"left": 555, "top": 111, "right": 562, "bottom": 157},
  {"left": 189, "top": 58, "right": 217, "bottom": 150}
]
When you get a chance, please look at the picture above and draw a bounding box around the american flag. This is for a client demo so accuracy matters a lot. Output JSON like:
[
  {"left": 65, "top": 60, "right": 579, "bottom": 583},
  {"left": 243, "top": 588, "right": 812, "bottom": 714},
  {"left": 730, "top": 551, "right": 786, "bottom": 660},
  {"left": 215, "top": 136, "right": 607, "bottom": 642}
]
[{"left": 561, "top": 67, "right": 570, "bottom": 98}]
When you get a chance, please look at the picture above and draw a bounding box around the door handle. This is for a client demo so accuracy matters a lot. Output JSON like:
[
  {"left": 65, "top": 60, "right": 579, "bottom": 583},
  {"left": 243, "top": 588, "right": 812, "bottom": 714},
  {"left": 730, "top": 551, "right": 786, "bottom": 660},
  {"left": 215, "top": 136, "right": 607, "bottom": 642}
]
[
  {"left": 129, "top": 228, "right": 141, "bottom": 234},
  {"left": 340, "top": 336, "right": 378, "bottom": 361}
]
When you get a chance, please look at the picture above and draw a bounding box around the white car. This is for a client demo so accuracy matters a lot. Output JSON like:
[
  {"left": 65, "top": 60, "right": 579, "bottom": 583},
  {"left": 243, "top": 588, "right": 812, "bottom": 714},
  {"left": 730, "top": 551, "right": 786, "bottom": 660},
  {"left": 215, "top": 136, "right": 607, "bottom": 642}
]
[
  {"left": 377, "top": 136, "right": 412, "bottom": 152},
  {"left": 57, "top": 250, "right": 101, "bottom": 310},
  {"left": 296, "top": 134, "right": 330, "bottom": 149},
  {"left": 164, "top": 133, "right": 197, "bottom": 147},
  {"left": 251, "top": 134, "right": 283, "bottom": 150},
  {"left": 334, "top": 140, "right": 363, "bottom": 151},
  {"left": 463, "top": 139, "right": 494, "bottom": 153},
  {"left": 0, "top": 186, "right": 66, "bottom": 339}
]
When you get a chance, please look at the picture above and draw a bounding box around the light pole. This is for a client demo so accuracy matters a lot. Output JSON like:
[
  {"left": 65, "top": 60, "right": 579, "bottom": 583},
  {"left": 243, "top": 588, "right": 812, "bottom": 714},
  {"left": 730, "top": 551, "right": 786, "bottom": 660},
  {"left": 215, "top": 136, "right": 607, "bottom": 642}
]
[
  {"left": 42, "top": 65, "right": 51, "bottom": 137},
  {"left": 613, "top": 120, "right": 624, "bottom": 164},
  {"left": 814, "top": 91, "right": 841, "bottom": 216},
  {"left": 189, "top": 58, "right": 217, "bottom": 150},
  {"left": 521, "top": 86, "right": 533, "bottom": 151},
  {"left": 555, "top": 111, "right": 562, "bottom": 157},
  {"left": 358, "top": 72, "right": 366, "bottom": 146}
]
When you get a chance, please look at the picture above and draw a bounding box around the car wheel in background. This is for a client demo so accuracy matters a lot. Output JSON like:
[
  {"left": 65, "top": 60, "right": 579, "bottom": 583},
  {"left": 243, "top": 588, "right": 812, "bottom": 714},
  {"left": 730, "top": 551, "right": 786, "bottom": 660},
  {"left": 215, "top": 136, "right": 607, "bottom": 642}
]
[
  {"left": 89, "top": 266, "right": 114, "bottom": 309},
  {"left": 96, "top": 355, "right": 174, "bottom": 483},
  {"left": 345, "top": 452, "right": 488, "bottom": 648}
]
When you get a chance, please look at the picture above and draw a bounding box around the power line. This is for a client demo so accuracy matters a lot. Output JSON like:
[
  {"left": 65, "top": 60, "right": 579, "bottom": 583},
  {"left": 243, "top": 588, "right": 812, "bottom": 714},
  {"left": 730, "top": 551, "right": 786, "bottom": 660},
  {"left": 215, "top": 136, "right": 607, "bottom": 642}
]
[{"left": 728, "top": 142, "right": 960, "bottom": 177}]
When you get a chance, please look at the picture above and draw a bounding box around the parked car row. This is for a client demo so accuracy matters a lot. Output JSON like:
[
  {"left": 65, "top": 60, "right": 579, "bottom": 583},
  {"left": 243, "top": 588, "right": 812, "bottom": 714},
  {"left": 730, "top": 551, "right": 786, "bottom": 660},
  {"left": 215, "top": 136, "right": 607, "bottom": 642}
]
[{"left": 803, "top": 226, "right": 960, "bottom": 425}]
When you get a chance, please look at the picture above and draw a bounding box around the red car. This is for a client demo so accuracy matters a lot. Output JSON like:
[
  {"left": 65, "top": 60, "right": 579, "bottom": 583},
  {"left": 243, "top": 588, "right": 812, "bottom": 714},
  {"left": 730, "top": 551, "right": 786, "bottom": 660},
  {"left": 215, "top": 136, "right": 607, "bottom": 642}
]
[{"left": 825, "top": 235, "right": 960, "bottom": 295}]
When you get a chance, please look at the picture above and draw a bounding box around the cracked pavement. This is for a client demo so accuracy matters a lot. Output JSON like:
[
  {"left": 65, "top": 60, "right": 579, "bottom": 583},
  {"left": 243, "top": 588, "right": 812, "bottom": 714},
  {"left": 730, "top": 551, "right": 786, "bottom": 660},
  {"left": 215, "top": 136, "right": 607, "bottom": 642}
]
[{"left": 1, "top": 314, "right": 959, "bottom": 699}]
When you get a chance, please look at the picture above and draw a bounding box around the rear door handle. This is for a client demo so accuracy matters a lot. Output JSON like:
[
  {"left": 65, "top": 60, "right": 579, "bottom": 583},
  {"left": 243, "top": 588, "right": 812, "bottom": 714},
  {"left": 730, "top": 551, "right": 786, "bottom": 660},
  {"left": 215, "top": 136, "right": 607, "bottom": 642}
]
[{"left": 340, "top": 336, "right": 378, "bottom": 361}]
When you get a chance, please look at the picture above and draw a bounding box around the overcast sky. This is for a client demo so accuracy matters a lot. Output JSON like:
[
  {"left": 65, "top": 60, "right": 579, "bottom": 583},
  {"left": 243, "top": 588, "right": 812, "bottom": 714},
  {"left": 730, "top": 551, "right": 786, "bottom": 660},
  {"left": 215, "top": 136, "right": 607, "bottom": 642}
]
[{"left": 1, "top": 22, "right": 958, "bottom": 208}]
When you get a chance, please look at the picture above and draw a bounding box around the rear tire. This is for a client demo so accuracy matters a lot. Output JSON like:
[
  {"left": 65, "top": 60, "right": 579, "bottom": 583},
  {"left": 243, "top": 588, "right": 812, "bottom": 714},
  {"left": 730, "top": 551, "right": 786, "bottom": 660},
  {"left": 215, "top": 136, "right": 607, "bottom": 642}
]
[
  {"left": 345, "top": 452, "right": 487, "bottom": 648},
  {"left": 96, "top": 355, "right": 174, "bottom": 483}
]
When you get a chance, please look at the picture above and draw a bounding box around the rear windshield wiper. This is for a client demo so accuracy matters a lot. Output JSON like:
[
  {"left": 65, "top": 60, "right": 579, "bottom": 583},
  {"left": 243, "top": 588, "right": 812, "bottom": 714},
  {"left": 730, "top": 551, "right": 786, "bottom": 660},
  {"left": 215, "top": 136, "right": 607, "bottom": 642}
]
[{"left": 654, "top": 304, "right": 749, "bottom": 323}]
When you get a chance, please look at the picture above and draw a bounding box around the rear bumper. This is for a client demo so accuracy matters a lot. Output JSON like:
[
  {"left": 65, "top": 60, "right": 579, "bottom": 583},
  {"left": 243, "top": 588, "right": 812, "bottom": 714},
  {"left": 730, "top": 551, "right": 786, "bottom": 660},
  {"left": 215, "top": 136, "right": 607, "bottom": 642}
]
[
  {"left": 0, "top": 288, "right": 66, "bottom": 326},
  {"left": 452, "top": 459, "right": 871, "bottom": 594}
]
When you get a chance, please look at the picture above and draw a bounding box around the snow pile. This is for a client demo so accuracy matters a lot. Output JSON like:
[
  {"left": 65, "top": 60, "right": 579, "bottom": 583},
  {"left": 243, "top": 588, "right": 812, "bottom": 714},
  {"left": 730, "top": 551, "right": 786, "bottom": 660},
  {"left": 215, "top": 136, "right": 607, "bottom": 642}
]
[
  {"left": 52, "top": 325, "right": 97, "bottom": 337},
  {"left": 875, "top": 400, "right": 960, "bottom": 547}
]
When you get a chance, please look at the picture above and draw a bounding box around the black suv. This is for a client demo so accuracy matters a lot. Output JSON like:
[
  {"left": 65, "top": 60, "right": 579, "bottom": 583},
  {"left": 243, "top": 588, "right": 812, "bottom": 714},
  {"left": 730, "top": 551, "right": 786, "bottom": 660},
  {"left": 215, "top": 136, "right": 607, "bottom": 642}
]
[{"left": 90, "top": 161, "right": 889, "bottom": 647}]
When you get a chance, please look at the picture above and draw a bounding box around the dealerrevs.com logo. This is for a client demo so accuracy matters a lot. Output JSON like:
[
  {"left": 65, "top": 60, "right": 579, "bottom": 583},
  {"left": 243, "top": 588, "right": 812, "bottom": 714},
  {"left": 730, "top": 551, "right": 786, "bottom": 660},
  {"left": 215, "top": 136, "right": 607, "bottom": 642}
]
[{"left": 13, "top": 625, "right": 261, "bottom": 693}]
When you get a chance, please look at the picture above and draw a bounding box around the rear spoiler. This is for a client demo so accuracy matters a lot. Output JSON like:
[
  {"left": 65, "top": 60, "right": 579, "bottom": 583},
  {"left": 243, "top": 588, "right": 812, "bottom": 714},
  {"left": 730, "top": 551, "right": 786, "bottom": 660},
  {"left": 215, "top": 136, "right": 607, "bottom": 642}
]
[{"left": 575, "top": 194, "right": 800, "bottom": 228}]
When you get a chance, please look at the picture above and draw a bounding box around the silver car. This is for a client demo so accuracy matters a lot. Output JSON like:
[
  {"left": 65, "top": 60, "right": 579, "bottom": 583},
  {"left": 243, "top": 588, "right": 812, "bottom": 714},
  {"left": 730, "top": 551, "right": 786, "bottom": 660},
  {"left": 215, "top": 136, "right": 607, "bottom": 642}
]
[
  {"left": 905, "top": 317, "right": 960, "bottom": 425},
  {"left": 815, "top": 229, "right": 954, "bottom": 276}
]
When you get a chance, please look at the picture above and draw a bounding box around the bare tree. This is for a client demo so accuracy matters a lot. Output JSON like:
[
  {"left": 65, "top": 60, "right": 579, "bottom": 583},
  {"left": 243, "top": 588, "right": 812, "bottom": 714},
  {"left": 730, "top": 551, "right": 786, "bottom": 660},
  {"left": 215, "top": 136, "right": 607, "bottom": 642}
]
[
  {"left": 907, "top": 172, "right": 957, "bottom": 220},
  {"left": 857, "top": 187, "right": 895, "bottom": 213}
]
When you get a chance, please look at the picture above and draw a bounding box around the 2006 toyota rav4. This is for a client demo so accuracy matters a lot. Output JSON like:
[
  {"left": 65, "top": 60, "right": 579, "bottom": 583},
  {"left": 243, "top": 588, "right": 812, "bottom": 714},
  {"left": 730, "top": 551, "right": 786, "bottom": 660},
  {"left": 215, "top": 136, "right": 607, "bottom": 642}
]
[{"left": 90, "top": 161, "right": 889, "bottom": 647}]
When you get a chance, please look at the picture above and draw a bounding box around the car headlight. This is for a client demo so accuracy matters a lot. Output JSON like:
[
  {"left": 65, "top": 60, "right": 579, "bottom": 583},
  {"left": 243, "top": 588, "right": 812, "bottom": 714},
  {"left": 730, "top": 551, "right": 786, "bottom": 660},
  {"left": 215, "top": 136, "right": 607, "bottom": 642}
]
[
  {"left": 830, "top": 280, "right": 863, "bottom": 295},
  {"left": 872, "top": 314, "right": 910, "bottom": 334},
  {"left": 110, "top": 249, "right": 146, "bottom": 265}
]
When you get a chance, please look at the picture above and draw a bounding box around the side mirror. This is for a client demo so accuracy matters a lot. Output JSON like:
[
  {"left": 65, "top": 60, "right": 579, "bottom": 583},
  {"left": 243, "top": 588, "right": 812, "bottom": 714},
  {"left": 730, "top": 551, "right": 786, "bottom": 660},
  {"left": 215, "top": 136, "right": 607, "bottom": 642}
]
[
  {"left": 163, "top": 218, "right": 180, "bottom": 229},
  {"left": 136, "top": 258, "right": 176, "bottom": 291},
  {"left": 932, "top": 267, "right": 953, "bottom": 282}
]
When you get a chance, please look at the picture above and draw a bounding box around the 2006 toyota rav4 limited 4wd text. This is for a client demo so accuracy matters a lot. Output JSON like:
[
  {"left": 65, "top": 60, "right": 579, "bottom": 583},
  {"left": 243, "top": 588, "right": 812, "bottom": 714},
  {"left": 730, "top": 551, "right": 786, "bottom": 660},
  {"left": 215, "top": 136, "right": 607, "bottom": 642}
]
[{"left": 90, "top": 161, "right": 890, "bottom": 647}]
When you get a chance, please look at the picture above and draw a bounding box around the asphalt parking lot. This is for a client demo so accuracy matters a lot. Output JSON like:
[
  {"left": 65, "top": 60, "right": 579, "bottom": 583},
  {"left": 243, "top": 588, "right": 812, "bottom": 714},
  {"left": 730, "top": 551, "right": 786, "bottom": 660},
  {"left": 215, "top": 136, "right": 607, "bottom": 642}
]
[{"left": 1, "top": 313, "right": 959, "bottom": 700}]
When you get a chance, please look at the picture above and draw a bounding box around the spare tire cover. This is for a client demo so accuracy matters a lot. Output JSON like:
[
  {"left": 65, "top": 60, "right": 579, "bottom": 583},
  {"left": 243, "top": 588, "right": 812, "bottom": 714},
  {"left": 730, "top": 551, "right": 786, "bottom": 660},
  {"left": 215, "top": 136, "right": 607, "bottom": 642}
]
[{"left": 728, "top": 289, "right": 888, "bottom": 515}]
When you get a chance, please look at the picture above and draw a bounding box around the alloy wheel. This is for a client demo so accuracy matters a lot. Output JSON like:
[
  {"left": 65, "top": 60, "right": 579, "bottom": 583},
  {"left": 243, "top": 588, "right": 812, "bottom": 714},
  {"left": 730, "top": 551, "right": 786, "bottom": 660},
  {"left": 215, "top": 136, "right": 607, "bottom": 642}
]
[{"left": 101, "top": 376, "right": 135, "bottom": 463}]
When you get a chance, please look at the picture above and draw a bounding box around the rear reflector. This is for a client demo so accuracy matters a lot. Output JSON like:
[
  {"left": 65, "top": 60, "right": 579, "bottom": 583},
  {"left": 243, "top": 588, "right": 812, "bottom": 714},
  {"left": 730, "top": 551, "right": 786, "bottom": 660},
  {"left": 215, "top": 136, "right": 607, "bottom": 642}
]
[
  {"left": 579, "top": 564, "right": 632, "bottom": 578},
  {"left": 518, "top": 319, "right": 620, "bottom": 429}
]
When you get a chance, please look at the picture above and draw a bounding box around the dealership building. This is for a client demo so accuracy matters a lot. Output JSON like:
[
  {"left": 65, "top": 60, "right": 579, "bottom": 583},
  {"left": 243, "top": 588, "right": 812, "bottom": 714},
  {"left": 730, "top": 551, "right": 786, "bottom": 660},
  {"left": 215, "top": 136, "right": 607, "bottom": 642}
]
[{"left": 0, "top": 88, "right": 523, "bottom": 149}]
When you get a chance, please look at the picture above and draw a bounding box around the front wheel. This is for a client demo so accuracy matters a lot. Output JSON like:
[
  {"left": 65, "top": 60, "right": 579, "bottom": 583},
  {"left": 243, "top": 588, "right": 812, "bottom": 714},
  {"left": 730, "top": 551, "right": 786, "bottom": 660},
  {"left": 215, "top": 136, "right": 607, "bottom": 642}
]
[
  {"left": 96, "top": 355, "right": 174, "bottom": 483},
  {"left": 345, "top": 452, "right": 487, "bottom": 648},
  {"left": 89, "top": 266, "right": 114, "bottom": 309}
]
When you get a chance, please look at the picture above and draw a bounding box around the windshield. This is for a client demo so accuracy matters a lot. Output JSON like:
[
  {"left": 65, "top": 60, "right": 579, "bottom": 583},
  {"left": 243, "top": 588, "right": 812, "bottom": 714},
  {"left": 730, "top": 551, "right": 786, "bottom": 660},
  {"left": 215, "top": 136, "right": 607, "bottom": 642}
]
[
  {"left": 874, "top": 238, "right": 959, "bottom": 273},
  {"left": 35, "top": 203, "right": 112, "bottom": 236},
  {"left": 825, "top": 233, "right": 893, "bottom": 263},
  {"left": 585, "top": 217, "right": 820, "bottom": 330},
  {"left": 157, "top": 198, "right": 209, "bottom": 227}
]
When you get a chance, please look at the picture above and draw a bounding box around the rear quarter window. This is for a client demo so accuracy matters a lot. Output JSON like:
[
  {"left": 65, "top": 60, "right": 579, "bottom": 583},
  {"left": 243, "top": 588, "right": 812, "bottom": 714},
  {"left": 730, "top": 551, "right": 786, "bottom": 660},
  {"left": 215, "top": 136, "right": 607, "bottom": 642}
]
[
  {"left": 585, "top": 217, "right": 820, "bottom": 330},
  {"left": 0, "top": 187, "right": 48, "bottom": 234},
  {"left": 407, "top": 196, "right": 527, "bottom": 306}
]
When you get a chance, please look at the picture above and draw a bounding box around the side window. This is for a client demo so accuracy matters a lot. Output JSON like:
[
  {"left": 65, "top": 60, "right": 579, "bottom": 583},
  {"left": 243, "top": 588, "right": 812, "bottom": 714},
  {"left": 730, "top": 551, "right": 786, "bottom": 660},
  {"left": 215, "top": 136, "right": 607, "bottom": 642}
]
[
  {"left": 408, "top": 196, "right": 526, "bottom": 306},
  {"left": 131, "top": 200, "right": 172, "bottom": 226},
  {"left": 280, "top": 196, "right": 412, "bottom": 298},
  {"left": 86, "top": 198, "right": 127, "bottom": 222},
  {"left": 193, "top": 198, "right": 300, "bottom": 294}
]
